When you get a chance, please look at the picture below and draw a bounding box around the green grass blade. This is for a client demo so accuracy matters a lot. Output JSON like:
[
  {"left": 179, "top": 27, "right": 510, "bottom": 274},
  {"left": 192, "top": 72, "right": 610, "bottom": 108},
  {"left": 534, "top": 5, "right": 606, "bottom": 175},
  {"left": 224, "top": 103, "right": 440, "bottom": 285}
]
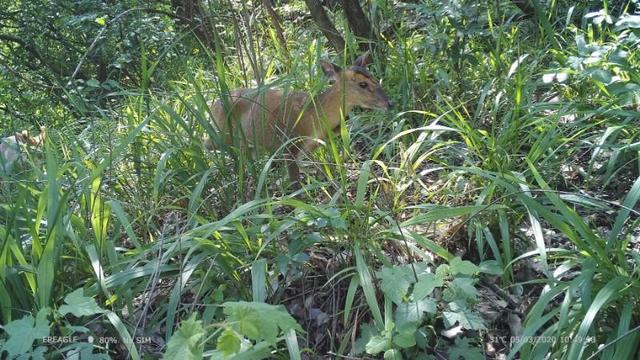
[
  {"left": 106, "top": 310, "right": 140, "bottom": 360},
  {"left": 343, "top": 275, "right": 359, "bottom": 325},
  {"left": 109, "top": 200, "right": 141, "bottom": 248},
  {"left": 607, "top": 175, "right": 640, "bottom": 249},
  {"left": 251, "top": 259, "right": 267, "bottom": 303},
  {"left": 354, "top": 245, "right": 383, "bottom": 328},
  {"left": 567, "top": 276, "right": 627, "bottom": 360}
]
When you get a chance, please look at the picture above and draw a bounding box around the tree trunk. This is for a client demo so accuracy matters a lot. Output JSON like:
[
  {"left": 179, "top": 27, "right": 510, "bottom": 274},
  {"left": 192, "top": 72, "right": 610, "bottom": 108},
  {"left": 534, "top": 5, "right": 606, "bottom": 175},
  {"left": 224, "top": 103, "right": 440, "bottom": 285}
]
[
  {"left": 340, "top": 0, "right": 376, "bottom": 52},
  {"left": 304, "top": 0, "right": 346, "bottom": 52},
  {"left": 170, "top": 0, "right": 220, "bottom": 51},
  {"left": 262, "top": 0, "right": 290, "bottom": 60}
]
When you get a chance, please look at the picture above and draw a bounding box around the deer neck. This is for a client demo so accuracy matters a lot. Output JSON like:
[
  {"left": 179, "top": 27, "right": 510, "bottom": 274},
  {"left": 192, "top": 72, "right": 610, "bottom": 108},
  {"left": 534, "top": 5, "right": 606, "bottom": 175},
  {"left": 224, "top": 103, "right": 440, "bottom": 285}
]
[{"left": 315, "top": 82, "right": 353, "bottom": 133}]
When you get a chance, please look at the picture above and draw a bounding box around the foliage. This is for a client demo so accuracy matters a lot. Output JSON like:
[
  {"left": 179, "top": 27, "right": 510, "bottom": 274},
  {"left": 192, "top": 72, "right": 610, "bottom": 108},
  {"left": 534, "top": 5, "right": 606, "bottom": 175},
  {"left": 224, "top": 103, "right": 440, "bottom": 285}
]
[
  {"left": 1, "top": 308, "right": 50, "bottom": 358},
  {"left": 0, "top": 289, "right": 132, "bottom": 359},
  {"left": 353, "top": 257, "right": 490, "bottom": 358},
  {"left": 207, "top": 301, "right": 302, "bottom": 359},
  {"left": 163, "top": 314, "right": 204, "bottom": 360}
]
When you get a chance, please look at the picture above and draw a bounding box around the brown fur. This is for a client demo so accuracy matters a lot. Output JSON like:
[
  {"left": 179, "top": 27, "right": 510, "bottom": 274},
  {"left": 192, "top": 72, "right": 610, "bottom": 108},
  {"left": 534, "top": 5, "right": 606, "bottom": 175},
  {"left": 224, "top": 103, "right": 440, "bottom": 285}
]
[
  {"left": 15, "top": 126, "right": 46, "bottom": 146},
  {"left": 206, "top": 53, "right": 393, "bottom": 183}
]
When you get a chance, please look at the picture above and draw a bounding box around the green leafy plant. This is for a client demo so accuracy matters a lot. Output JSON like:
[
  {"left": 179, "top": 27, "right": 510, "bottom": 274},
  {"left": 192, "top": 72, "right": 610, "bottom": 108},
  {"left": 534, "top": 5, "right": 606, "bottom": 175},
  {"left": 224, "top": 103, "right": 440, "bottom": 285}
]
[
  {"left": 352, "top": 256, "right": 498, "bottom": 358},
  {"left": 0, "top": 288, "right": 136, "bottom": 359}
]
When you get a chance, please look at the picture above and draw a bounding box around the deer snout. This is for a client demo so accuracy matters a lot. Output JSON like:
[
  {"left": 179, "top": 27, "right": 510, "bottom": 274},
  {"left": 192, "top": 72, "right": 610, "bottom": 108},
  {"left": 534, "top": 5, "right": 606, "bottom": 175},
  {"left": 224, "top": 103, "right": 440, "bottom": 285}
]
[{"left": 373, "top": 88, "right": 394, "bottom": 111}]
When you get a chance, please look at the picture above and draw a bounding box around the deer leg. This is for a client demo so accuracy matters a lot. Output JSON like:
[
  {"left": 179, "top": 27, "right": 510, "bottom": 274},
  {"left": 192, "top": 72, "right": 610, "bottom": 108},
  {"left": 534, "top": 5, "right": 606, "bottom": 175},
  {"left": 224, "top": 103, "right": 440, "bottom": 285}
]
[
  {"left": 286, "top": 139, "right": 320, "bottom": 191},
  {"left": 286, "top": 147, "right": 301, "bottom": 190}
]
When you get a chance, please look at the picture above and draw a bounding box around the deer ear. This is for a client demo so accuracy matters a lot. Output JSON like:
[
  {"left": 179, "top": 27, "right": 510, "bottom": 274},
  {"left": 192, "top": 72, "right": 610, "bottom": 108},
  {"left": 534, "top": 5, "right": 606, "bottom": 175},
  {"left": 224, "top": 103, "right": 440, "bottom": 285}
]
[
  {"left": 320, "top": 60, "right": 342, "bottom": 81},
  {"left": 353, "top": 51, "right": 371, "bottom": 68}
]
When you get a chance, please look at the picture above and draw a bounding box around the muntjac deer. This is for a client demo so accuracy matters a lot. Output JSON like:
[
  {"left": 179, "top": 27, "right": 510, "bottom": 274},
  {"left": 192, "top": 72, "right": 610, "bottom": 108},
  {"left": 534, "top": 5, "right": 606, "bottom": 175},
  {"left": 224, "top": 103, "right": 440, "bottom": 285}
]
[{"left": 206, "top": 53, "right": 393, "bottom": 184}]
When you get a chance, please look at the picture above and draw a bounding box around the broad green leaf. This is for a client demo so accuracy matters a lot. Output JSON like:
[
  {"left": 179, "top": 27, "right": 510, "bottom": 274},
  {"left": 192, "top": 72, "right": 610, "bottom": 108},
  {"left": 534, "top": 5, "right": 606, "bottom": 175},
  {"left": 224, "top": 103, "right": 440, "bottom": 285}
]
[
  {"left": 384, "top": 349, "right": 404, "bottom": 359},
  {"left": 586, "top": 69, "right": 613, "bottom": 84},
  {"left": 413, "top": 273, "right": 444, "bottom": 299},
  {"left": 223, "top": 301, "right": 301, "bottom": 345},
  {"left": 393, "top": 322, "right": 417, "bottom": 349},
  {"left": 377, "top": 265, "right": 414, "bottom": 305},
  {"left": 479, "top": 260, "right": 503, "bottom": 275},
  {"left": 163, "top": 314, "right": 205, "bottom": 360},
  {"left": 354, "top": 323, "right": 377, "bottom": 354},
  {"left": 2, "top": 308, "right": 50, "bottom": 357},
  {"left": 365, "top": 335, "right": 390, "bottom": 354},
  {"left": 443, "top": 303, "right": 486, "bottom": 330},
  {"left": 449, "top": 257, "right": 480, "bottom": 275},
  {"left": 395, "top": 298, "right": 437, "bottom": 325},
  {"left": 443, "top": 278, "right": 478, "bottom": 302},
  {"left": 216, "top": 329, "right": 241, "bottom": 356},
  {"left": 226, "top": 341, "right": 272, "bottom": 360},
  {"left": 59, "top": 288, "right": 106, "bottom": 317}
]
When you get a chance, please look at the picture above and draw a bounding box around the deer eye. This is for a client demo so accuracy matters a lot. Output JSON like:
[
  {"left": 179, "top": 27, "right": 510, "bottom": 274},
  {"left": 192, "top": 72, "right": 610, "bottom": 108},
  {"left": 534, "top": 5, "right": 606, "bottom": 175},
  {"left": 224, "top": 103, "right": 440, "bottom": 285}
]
[{"left": 358, "top": 82, "right": 368, "bottom": 89}]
